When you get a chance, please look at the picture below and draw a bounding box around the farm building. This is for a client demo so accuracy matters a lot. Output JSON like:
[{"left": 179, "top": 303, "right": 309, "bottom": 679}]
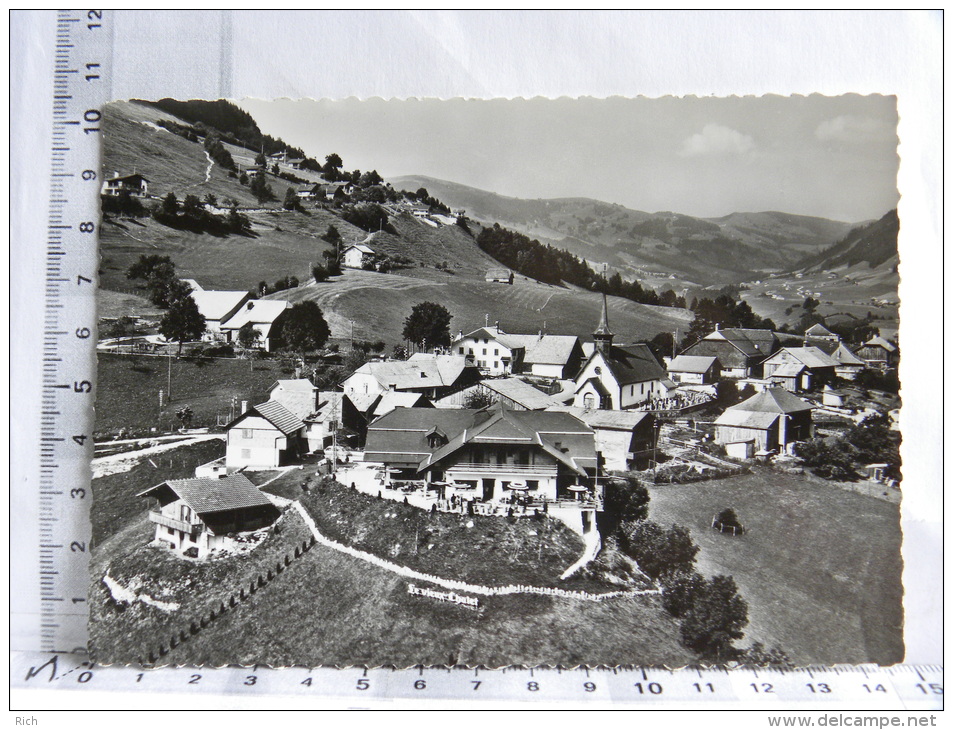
[
  {"left": 268, "top": 379, "right": 317, "bottom": 419},
  {"left": 681, "top": 327, "right": 779, "bottom": 378},
  {"left": 304, "top": 391, "right": 366, "bottom": 451},
  {"left": 548, "top": 405, "right": 657, "bottom": 471},
  {"left": 485, "top": 268, "right": 514, "bottom": 284},
  {"left": 803, "top": 323, "right": 840, "bottom": 344},
  {"left": 219, "top": 299, "right": 292, "bottom": 352},
  {"left": 287, "top": 157, "right": 305, "bottom": 169},
  {"left": 189, "top": 289, "right": 253, "bottom": 339},
  {"left": 714, "top": 387, "right": 814, "bottom": 458},
  {"left": 438, "top": 376, "right": 563, "bottom": 411},
  {"left": 343, "top": 353, "right": 481, "bottom": 401},
  {"left": 761, "top": 347, "right": 838, "bottom": 392},
  {"left": 342, "top": 243, "right": 374, "bottom": 269},
  {"left": 364, "top": 403, "right": 599, "bottom": 506},
  {"left": 138, "top": 474, "right": 279, "bottom": 558},
  {"left": 855, "top": 336, "right": 898, "bottom": 370},
  {"left": 101, "top": 172, "right": 149, "bottom": 197},
  {"left": 572, "top": 297, "right": 670, "bottom": 410},
  {"left": 667, "top": 355, "right": 721, "bottom": 385},
  {"left": 225, "top": 400, "right": 307, "bottom": 469},
  {"left": 295, "top": 183, "right": 321, "bottom": 199}
]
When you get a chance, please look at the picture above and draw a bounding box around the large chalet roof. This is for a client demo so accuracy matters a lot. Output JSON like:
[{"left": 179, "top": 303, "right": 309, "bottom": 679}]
[
  {"left": 585, "top": 343, "right": 667, "bottom": 387},
  {"left": 863, "top": 335, "right": 897, "bottom": 353},
  {"left": 764, "top": 346, "right": 839, "bottom": 369},
  {"left": 344, "top": 243, "right": 374, "bottom": 255},
  {"left": 547, "top": 405, "right": 652, "bottom": 431},
  {"left": 371, "top": 391, "right": 431, "bottom": 420},
  {"left": 354, "top": 354, "right": 472, "bottom": 391},
  {"left": 668, "top": 354, "right": 719, "bottom": 373},
  {"left": 510, "top": 334, "right": 580, "bottom": 366},
  {"left": 226, "top": 400, "right": 305, "bottom": 436},
  {"left": 830, "top": 342, "right": 865, "bottom": 366},
  {"left": 191, "top": 290, "right": 252, "bottom": 323},
  {"left": 702, "top": 328, "right": 778, "bottom": 358},
  {"left": 268, "top": 379, "right": 318, "bottom": 419},
  {"left": 220, "top": 299, "right": 290, "bottom": 329},
  {"left": 364, "top": 408, "right": 476, "bottom": 465},
  {"left": 106, "top": 173, "right": 149, "bottom": 183},
  {"left": 480, "top": 377, "right": 560, "bottom": 410},
  {"left": 138, "top": 473, "right": 272, "bottom": 515},
  {"left": 804, "top": 323, "right": 836, "bottom": 337},
  {"left": 725, "top": 388, "right": 814, "bottom": 416}
]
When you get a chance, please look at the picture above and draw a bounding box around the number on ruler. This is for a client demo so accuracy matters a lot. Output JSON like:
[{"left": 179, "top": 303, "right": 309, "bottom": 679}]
[
  {"left": 85, "top": 63, "right": 100, "bottom": 82},
  {"left": 87, "top": 10, "right": 102, "bottom": 30},
  {"left": 634, "top": 682, "right": 663, "bottom": 695},
  {"left": 83, "top": 109, "right": 100, "bottom": 135},
  {"left": 916, "top": 683, "right": 943, "bottom": 695}
]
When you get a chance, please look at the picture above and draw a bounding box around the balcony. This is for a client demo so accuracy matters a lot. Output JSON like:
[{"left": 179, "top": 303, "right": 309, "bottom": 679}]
[
  {"left": 448, "top": 463, "right": 557, "bottom": 475},
  {"left": 149, "top": 511, "right": 203, "bottom": 538}
]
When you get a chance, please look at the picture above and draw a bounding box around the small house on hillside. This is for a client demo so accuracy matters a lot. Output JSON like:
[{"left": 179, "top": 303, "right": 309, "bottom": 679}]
[
  {"left": 138, "top": 474, "right": 279, "bottom": 558},
  {"left": 761, "top": 346, "right": 838, "bottom": 393},
  {"left": 287, "top": 157, "right": 305, "bottom": 170},
  {"left": 485, "top": 269, "right": 514, "bottom": 284},
  {"left": 225, "top": 401, "right": 307, "bottom": 469},
  {"left": 101, "top": 173, "right": 149, "bottom": 197},
  {"left": 855, "top": 336, "right": 898, "bottom": 370},
  {"left": 714, "top": 387, "right": 814, "bottom": 458},
  {"left": 190, "top": 289, "right": 254, "bottom": 340},
  {"left": 219, "top": 299, "right": 292, "bottom": 352},
  {"left": 803, "top": 323, "right": 839, "bottom": 344},
  {"left": 342, "top": 243, "right": 374, "bottom": 269},
  {"left": 681, "top": 327, "right": 779, "bottom": 378},
  {"left": 667, "top": 355, "right": 721, "bottom": 385},
  {"left": 296, "top": 184, "right": 321, "bottom": 199}
]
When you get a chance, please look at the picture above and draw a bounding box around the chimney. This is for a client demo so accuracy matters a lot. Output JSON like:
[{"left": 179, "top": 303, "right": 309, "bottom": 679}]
[
  {"left": 458, "top": 330, "right": 463, "bottom": 341},
  {"left": 240, "top": 400, "right": 248, "bottom": 413},
  {"left": 714, "top": 323, "right": 720, "bottom": 331}
]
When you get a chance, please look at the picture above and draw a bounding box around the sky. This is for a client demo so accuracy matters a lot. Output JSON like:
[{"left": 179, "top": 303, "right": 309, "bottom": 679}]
[{"left": 238, "top": 95, "right": 899, "bottom": 223}]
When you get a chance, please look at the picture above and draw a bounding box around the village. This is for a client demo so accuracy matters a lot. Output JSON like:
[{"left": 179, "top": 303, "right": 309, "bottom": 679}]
[{"left": 89, "top": 99, "right": 903, "bottom": 669}]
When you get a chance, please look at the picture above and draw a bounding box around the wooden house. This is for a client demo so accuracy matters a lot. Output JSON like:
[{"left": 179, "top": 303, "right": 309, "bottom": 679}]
[
  {"left": 225, "top": 401, "right": 307, "bottom": 469},
  {"left": 855, "top": 336, "right": 898, "bottom": 370},
  {"left": 761, "top": 346, "right": 838, "bottom": 392},
  {"left": 681, "top": 327, "right": 779, "bottom": 378},
  {"left": 101, "top": 173, "right": 149, "bottom": 197},
  {"left": 667, "top": 355, "right": 721, "bottom": 385},
  {"left": 714, "top": 387, "right": 814, "bottom": 457},
  {"left": 138, "top": 474, "right": 279, "bottom": 558}
]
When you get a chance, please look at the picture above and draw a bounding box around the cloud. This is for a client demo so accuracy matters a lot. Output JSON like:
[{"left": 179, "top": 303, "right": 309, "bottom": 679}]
[
  {"left": 815, "top": 115, "right": 892, "bottom": 143},
  {"left": 679, "top": 124, "right": 755, "bottom": 157}
]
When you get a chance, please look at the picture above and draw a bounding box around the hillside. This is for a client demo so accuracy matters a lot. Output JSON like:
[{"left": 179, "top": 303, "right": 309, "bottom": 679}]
[
  {"left": 392, "top": 175, "right": 855, "bottom": 289},
  {"left": 794, "top": 209, "right": 899, "bottom": 273}
]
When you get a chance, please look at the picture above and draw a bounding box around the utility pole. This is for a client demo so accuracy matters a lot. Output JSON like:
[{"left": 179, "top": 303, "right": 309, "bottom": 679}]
[{"left": 167, "top": 351, "right": 172, "bottom": 402}]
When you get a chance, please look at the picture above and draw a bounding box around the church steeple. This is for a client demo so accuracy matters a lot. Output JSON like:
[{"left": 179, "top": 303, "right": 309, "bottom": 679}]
[{"left": 593, "top": 293, "right": 614, "bottom": 354}]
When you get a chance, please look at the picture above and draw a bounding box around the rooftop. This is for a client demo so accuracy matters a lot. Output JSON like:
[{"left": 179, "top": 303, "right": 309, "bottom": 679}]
[{"left": 138, "top": 473, "right": 272, "bottom": 515}]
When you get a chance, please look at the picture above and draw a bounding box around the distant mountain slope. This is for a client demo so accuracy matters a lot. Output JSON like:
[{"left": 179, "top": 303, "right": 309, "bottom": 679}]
[
  {"left": 392, "top": 175, "right": 855, "bottom": 288},
  {"left": 794, "top": 209, "right": 899, "bottom": 272}
]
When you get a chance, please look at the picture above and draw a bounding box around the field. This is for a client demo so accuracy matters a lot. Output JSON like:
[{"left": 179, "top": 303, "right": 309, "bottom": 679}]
[
  {"left": 646, "top": 470, "right": 903, "bottom": 665},
  {"left": 90, "top": 438, "right": 225, "bottom": 546},
  {"left": 95, "top": 353, "right": 292, "bottom": 436},
  {"left": 271, "top": 268, "right": 693, "bottom": 348}
]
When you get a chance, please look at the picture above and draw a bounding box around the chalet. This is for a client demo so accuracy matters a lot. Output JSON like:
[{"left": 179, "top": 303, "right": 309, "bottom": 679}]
[
  {"left": 268, "top": 151, "right": 287, "bottom": 163},
  {"left": 268, "top": 379, "right": 317, "bottom": 420},
  {"left": 245, "top": 165, "right": 266, "bottom": 178},
  {"left": 803, "top": 323, "right": 839, "bottom": 344},
  {"left": 190, "top": 289, "right": 253, "bottom": 339},
  {"left": 296, "top": 183, "right": 321, "bottom": 199},
  {"left": 364, "top": 404, "right": 598, "bottom": 503},
  {"left": 855, "top": 336, "right": 898, "bottom": 370},
  {"left": 342, "top": 243, "right": 374, "bottom": 269},
  {"left": 343, "top": 353, "right": 481, "bottom": 401},
  {"left": 714, "top": 387, "right": 814, "bottom": 458},
  {"left": 287, "top": 157, "right": 305, "bottom": 170},
  {"left": 452, "top": 326, "right": 584, "bottom": 379},
  {"left": 219, "top": 299, "right": 292, "bottom": 352},
  {"left": 138, "top": 474, "right": 279, "bottom": 558},
  {"left": 321, "top": 182, "right": 352, "bottom": 200},
  {"left": 667, "top": 355, "right": 721, "bottom": 385},
  {"left": 681, "top": 327, "right": 779, "bottom": 378},
  {"left": 485, "top": 268, "right": 514, "bottom": 284},
  {"left": 548, "top": 405, "right": 657, "bottom": 471},
  {"left": 305, "top": 391, "right": 366, "bottom": 451},
  {"left": 438, "top": 377, "right": 562, "bottom": 411},
  {"left": 828, "top": 342, "right": 866, "bottom": 380},
  {"left": 761, "top": 347, "right": 838, "bottom": 392},
  {"left": 225, "top": 400, "right": 307, "bottom": 469},
  {"left": 572, "top": 297, "right": 670, "bottom": 410},
  {"left": 101, "top": 173, "right": 149, "bottom": 197}
]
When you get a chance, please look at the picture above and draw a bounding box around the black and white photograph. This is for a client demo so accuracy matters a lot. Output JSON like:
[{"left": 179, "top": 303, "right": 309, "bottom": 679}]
[{"left": 87, "top": 94, "right": 905, "bottom": 669}]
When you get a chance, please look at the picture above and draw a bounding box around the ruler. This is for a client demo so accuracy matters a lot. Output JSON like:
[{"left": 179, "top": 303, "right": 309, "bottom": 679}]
[
  {"left": 10, "top": 652, "right": 944, "bottom": 709},
  {"left": 18, "top": 10, "right": 943, "bottom": 708},
  {"left": 35, "top": 8, "right": 112, "bottom": 654}
]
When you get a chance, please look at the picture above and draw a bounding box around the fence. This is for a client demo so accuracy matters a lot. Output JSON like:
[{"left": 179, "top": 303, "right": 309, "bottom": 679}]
[{"left": 132, "top": 533, "right": 318, "bottom": 667}]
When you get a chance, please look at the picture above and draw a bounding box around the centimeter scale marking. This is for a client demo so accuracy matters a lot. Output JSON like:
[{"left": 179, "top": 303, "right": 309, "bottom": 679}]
[
  {"left": 38, "top": 9, "right": 110, "bottom": 655},
  {"left": 11, "top": 653, "right": 945, "bottom": 709},
  {"left": 29, "top": 10, "right": 941, "bottom": 707}
]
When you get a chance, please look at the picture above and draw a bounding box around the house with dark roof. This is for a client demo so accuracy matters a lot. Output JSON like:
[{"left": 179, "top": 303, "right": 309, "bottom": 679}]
[
  {"left": 138, "top": 473, "right": 279, "bottom": 557},
  {"left": 364, "top": 404, "right": 598, "bottom": 504},
  {"left": 714, "top": 387, "right": 814, "bottom": 458},
  {"left": 547, "top": 405, "right": 657, "bottom": 471},
  {"left": 761, "top": 346, "right": 838, "bottom": 392},
  {"left": 681, "top": 327, "right": 779, "bottom": 378},
  {"left": 667, "top": 354, "right": 722, "bottom": 385},
  {"left": 571, "top": 296, "right": 670, "bottom": 410},
  {"left": 855, "top": 336, "right": 898, "bottom": 370},
  {"left": 437, "top": 377, "right": 563, "bottom": 411},
  {"left": 225, "top": 401, "right": 307, "bottom": 469},
  {"left": 101, "top": 172, "right": 149, "bottom": 197}
]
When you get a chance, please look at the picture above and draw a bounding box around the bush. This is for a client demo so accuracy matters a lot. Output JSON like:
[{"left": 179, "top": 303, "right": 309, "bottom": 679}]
[
  {"left": 104, "top": 315, "right": 142, "bottom": 339},
  {"left": 620, "top": 520, "right": 698, "bottom": 580},
  {"left": 598, "top": 477, "right": 650, "bottom": 537},
  {"left": 738, "top": 642, "right": 795, "bottom": 669},
  {"left": 793, "top": 438, "right": 857, "bottom": 480},
  {"left": 660, "top": 569, "right": 706, "bottom": 618},
  {"left": 679, "top": 575, "right": 749, "bottom": 661},
  {"left": 715, "top": 508, "right": 741, "bottom": 529}
]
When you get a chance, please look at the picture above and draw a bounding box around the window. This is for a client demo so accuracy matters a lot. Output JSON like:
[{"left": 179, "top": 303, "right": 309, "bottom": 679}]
[
  {"left": 468, "top": 348, "right": 474, "bottom": 355},
  {"left": 495, "top": 362, "right": 500, "bottom": 369},
  {"left": 583, "top": 393, "right": 595, "bottom": 410},
  {"left": 527, "top": 480, "right": 539, "bottom": 491},
  {"left": 483, "top": 348, "right": 487, "bottom": 355},
  {"left": 494, "top": 348, "right": 499, "bottom": 355},
  {"left": 242, "top": 428, "right": 253, "bottom": 439},
  {"left": 458, "top": 347, "right": 464, "bottom": 354},
  {"left": 167, "top": 527, "right": 174, "bottom": 536},
  {"left": 594, "top": 366, "right": 602, "bottom": 375}
]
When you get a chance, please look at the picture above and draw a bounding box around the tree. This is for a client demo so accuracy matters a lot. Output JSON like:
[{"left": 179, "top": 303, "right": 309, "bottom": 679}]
[
  {"left": 402, "top": 302, "right": 452, "bottom": 350},
  {"left": 272, "top": 163, "right": 280, "bottom": 175},
  {"left": 311, "top": 264, "right": 329, "bottom": 282},
  {"left": 159, "top": 295, "right": 206, "bottom": 354},
  {"left": 161, "top": 192, "right": 179, "bottom": 215},
  {"left": 175, "top": 406, "right": 194, "bottom": 431},
  {"left": 679, "top": 575, "right": 749, "bottom": 661},
  {"left": 621, "top": 520, "right": 699, "bottom": 580},
  {"left": 660, "top": 569, "right": 707, "bottom": 618},
  {"left": 283, "top": 186, "right": 299, "bottom": 211},
  {"left": 323, "top": 224, "right": 342, "bottom": 246},
  {"left": 415, "top": 187, "right": 429, "bottom": 200},
  {"left": 237, "top": 322, "right": 260, "bottom": 351},
  {"left": 277, "top": 300, "right": 330, "bottom": 353},
  {"left": 126, "top": 255, "right": 191, "bottom": 308},
  {"left": 599, "top": 477, "right": 650, "bottom": 537},
  {"left": 463, "top": 389, "right": 495, "bottom": 409},
  {"left": 182, "top": 194, "right": 203, "bottom": 217},
  {"left": 255, "top": 151, "right": 266, "bottom": 166},
  {"left": 203, "top": 193, "right": 218, "bottom": 207},
  {"left": 324, "top": 153, "right": 343, "bottom": 171}
]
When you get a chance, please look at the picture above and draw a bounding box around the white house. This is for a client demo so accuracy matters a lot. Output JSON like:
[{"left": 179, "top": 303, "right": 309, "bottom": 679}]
[
  {"left": 572, "top": 297, "right": 670, "bottom": 410},
  {"left": 452, "top": 326, "right": 584, "bottom": 379},
  {"left": 667, "top": 355, "right": 721, "bottom": 385},
  {"left": 714, "top": 388, "right": 814, "bottom": 457},
  {"left": 138, "top": 474, "right": 279, "bottom": 558},
  {"left": 219, "top": 299, "right": 292, "bottom": 352},
  {"left": 342, "top": 243, "right": 374, "bottom": 269},
  {"left": 225, "top": 400, "right": 307, "bottom": 469},
  {"left": 190, "top": 289, "right": 253, "bottom": 339},
  {"left": 485, "top": 268, "right": 514, "bottom": 284},
  {"left": 547, "top": 406, "right": 657, "bottom": 471},
  {"left": 343, "top": 353, "right": 480, "bottom": 401},
  {"left": 101, "top": 173, "right": 149, "bottom": 197}
]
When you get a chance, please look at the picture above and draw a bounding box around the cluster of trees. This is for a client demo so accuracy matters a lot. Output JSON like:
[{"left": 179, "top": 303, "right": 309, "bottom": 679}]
[
  {"left": 152, "top": 192, "right": 251, "bottom": 236},
  {"left": 402, "top": 301, "right": 452, "bottom": 350},
  {"left": 794, "top": 412, "right": 901, "bottom": 481},
  {"left": 257, "top": 276, "right": 299, "bottom": 296},
  {"left": 203, "top": 133, "right": 235, "bottom": 171},
  {"left": 126, "top": 255, "right": 206, "bottom": 354},
  {"left": 340, "top": 203, "right": 394, "bottom": 234},
  {"left": 403, "top": 187, "right": 452, "bottom": 215},
  {"left": 101, "top": 190, "right": 147, "bottom": 218},
  {"left": 680, "top": 292, "right": 777, "bottom": 350},
  {"left": 475, "top": 223, "right": 684, "bottom": 309}
]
